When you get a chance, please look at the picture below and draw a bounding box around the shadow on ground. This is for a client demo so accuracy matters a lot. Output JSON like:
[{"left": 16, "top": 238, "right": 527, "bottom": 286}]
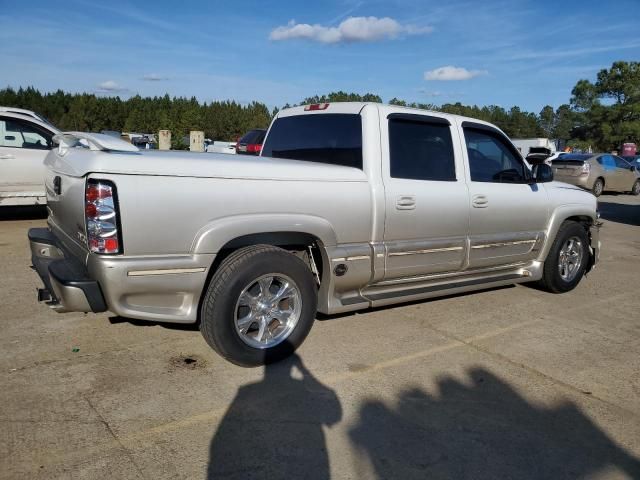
[
  {"left": 0, "top": 205, "right": 47, "bottom": 220},
  {"left": 598, "top": 201, "right": 640, "bottom": 227},
  {"left": 207, "top": 354, "right": 342, "bottom": 479},
  {"left": 108, "top": 316, "right": 200, "bottom": 331},
  {"left": 349, "top": 367, "right": 640, "bottom": 480},
  {"left": 206, "top": 359, "right": 640, "bottom": 479}
]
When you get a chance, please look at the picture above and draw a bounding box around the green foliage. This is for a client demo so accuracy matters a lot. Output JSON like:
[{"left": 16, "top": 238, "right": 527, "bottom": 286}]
[
  {"left": 2, "top": 62, "right": 637, "bottom": 152},
  {"left": 0, "top": 87, "right": 272, "bottom": 142},
  {"left": 569, "top": 61, "right": 640, "bottom": 150}
]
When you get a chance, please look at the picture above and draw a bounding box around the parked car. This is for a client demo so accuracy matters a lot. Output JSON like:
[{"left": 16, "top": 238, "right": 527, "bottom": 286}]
[
  {"left": 0, "top": 110, "right": 60, "bottom": 206},
  {"left": 206, "top": 141, "right": 237, "bottom": 154},
  {"left": 0, "top": 106, "right": 56, "bottom": 128},
  {"left": 525, "top": 146, "right": 554, "bottom": 165},
  {"left": 236, "top": 128, "right": 266, "bottom": 155},
  {"left": 552, "top": 153, "right": 640, "bottom": 196},
  {"left": 28, "top": 103, "right": 600, "bottom": 366}
]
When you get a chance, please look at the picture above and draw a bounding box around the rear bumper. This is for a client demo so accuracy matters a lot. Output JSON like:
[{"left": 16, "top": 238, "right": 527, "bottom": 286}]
[
  {"left": 29, "top": 228, "right": 107, "bottom": 313},
  {"left": 29, "top": 227, "right": 215, "bottom": 323}
]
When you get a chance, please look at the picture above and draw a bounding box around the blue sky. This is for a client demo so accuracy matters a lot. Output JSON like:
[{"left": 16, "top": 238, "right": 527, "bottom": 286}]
[{"left": 1, "top": 0, "right": 638, "bottom": 112}]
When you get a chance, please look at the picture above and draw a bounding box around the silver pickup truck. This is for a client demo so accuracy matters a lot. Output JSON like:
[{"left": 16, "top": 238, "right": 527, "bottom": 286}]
[{"left": 29, "top": 103, "right": 600, "bottom": 366}]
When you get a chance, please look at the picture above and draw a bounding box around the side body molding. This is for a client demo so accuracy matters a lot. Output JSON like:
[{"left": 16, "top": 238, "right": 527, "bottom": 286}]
[{"left": 191, "top": 213, "right": 339, "bottom": 254}]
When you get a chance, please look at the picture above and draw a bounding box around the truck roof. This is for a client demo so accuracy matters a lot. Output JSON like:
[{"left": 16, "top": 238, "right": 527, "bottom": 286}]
[{"left": 277, "top": 102, "right": 502, "bottom": 132}]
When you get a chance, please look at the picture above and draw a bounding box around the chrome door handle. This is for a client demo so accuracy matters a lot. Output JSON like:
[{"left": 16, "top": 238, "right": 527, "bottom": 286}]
[
  {"left": 0, "top": 154, "right": 15, "bottom": 159},
  {"left": 472, "top": 195, "right": 488, "bottom": 208},
  {"left": 396, "top": 195, "right": 416, "bottom": 210}
]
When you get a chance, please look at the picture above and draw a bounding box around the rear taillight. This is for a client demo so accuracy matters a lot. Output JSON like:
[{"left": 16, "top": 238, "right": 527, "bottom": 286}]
[
  {"left": 246, "top": 143, "right": 262, "bottom": 153},
  {"left": 581, "top": 162, "right": 590, "bottom": 175},
  {"left": 85, "top": 180, "right": 121, "bottom": 254}
]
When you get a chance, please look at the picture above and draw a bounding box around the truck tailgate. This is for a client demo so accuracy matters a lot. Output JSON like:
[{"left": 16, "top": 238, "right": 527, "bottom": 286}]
[{"left": 44, "top": 166, "right": 88, "bottom": 259}]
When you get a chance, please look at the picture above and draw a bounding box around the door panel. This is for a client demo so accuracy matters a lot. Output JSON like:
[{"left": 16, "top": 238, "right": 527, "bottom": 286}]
[
  {"left": 614, "top": 156, "right": 636, "bottom": 191},
  {"left": 461, "top": 123, "right": 548, "bottom": 269},
  {"left": 0, "top": 117, "right": 52, "bottom": 193},
  {"left": 380, "top": 109, "right": 470, "bottom": 280}
]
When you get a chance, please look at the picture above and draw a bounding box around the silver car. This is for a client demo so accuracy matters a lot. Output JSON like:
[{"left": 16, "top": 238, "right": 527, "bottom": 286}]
[{"left": 552, "top": 153, "right": 640, "bottom": 196}]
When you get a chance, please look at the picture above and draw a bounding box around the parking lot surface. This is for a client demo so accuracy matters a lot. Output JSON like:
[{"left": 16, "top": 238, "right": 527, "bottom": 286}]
[{"left": 1, "top": 194, "right": 639, "bottom": 479}]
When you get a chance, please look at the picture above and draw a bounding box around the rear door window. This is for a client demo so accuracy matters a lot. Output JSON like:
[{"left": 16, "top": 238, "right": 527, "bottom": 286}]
[
  {"left": 599, "top": 155, "right": 616, "bottom": 170},
  {"left": 388, "top": 118, "right": 456, "bottom": 181},
  {"left": 261, "top": 114, "right": 362, "bottom": 169}
]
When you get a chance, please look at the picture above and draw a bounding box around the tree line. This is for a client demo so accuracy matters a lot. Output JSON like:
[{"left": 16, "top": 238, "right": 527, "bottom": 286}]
[{"left": 1, "top": 61, "right": 637, "bottom": 151}]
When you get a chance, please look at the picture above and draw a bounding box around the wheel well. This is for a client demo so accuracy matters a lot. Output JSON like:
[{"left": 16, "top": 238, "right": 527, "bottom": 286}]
[
  {"left": 565, "top": 215, "right": 593, "bottom": 231},
  {"left": 207, "top": 231, "right": 325, "bottom": 288},
  {"left": 595, "top": 176, "right": 605, "bottom": 186}
]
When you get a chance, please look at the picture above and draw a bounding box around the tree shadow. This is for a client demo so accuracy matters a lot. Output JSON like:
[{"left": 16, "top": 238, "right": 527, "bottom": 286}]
[
  {"left": 207, "top": 353, "right": 342, "bottom": 479},
  {"left": 597, "top": 201, "right": 640, "bottom": 227},
  {"left": 349, "top": 368, "right": 640, "bottom": 479}
]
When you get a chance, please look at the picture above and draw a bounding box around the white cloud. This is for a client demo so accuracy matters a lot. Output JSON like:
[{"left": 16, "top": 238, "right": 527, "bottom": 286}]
[
  {"left": 269, "top": 16, "right": 432, "bottom": 44},
  {"left": 97, "top": 80, "right": 127, "bottom": 92},
  {"left": 424, "top": 66, "right": 487, "bottom": 81},
  {"left": 142, "top": 73, "right": 168, "bottom": 81}
]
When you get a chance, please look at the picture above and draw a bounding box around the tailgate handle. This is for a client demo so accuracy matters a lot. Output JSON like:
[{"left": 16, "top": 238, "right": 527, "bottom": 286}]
[{"left": 53, "top": 176, "right": 62, "bottom": 195}]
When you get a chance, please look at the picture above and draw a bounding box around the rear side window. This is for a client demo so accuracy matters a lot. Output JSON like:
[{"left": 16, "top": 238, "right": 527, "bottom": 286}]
[
  {"left": 598, "top": 155, "right": 616, "bottom": 170},
  {"left": 389, "top": 119, "right": 456, "bottom": 181},
  {"left": 464, "top": 128, "right": 527, "bottom": 183},
  {"left": 261, "top": 114, "right": 362, "bottom": 169}
]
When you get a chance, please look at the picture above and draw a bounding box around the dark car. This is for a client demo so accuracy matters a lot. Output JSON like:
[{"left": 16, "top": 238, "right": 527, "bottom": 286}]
[{"left": 236, "top": 129, "right": 266, "bottom": 155}]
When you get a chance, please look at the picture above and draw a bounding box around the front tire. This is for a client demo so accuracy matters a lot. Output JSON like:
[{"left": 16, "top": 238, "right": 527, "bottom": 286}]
[
  {"left": 200, "top": 245, "right": 317, "bottom": 367},
  {"left": 538, "top": 221, "right": 590, "bottom": 293},
  {"left": 631, "top": 180, "right": 640, "bottom": 196}
]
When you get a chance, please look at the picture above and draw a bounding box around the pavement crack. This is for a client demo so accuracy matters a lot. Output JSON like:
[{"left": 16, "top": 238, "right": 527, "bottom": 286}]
[{"left": 83, "top": 395, "right": 148, "bottom": 480}]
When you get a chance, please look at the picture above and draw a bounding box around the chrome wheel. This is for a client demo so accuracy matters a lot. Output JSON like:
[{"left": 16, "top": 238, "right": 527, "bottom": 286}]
[
  {"left": 234, "top": 274, "right": 302, "bottom": 349},
  {"left": 558, "top": 236, "right": 583, "bottom": 282}
]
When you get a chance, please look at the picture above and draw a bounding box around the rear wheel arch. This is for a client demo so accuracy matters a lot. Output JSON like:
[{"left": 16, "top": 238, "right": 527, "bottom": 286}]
[{"left": 197, "top": 231, "right": 327, "bottom": 325}]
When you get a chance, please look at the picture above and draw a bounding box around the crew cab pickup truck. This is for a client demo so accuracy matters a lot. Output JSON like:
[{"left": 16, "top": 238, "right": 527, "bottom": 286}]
[{"left": 29, "top": 103, "right": 600, "bottom": 366}]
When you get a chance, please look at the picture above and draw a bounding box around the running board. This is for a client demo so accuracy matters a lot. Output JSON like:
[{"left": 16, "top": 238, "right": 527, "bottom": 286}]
[
  {"left": 326, "top": 262, "right": 543, "bottom": 315},
  {"left": 366, "top": 273, "right": 523, "bottom": 302}
]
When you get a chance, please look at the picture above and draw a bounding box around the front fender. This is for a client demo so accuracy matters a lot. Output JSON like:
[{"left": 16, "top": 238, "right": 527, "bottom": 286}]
[
  {"left": 190, "top": 213, "right": 339, "bottom": 254},
  {"left": 538, "top": 204, "right": 598, "bottom": 262}
]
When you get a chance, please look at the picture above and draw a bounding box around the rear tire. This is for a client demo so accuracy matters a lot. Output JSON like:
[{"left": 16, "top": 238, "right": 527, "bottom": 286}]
[
  {"left": 592, "top": 178, "right": 604, "bottom": 197},
  {"left": 200, "top": 245, "right": 317, "bottom": 367},
  {"left": 631, "top": 180, "right": 640, "bottom": 196},
  {"left": 538, "top": 221, "right": 590, "bottom": 293}
]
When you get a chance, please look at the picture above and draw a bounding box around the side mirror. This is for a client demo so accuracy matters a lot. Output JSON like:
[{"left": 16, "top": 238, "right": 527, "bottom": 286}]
[
  {"left": 532, "top": 163, "right": 553, "bottom": 183},
  {"left": 631, "top": 165, "right": 636, "bottom": 172}
]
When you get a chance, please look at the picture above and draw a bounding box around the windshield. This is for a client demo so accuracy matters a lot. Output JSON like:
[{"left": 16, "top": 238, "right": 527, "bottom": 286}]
[{"left": 261, "top": 114, "right": 363, "bottom": 169}]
